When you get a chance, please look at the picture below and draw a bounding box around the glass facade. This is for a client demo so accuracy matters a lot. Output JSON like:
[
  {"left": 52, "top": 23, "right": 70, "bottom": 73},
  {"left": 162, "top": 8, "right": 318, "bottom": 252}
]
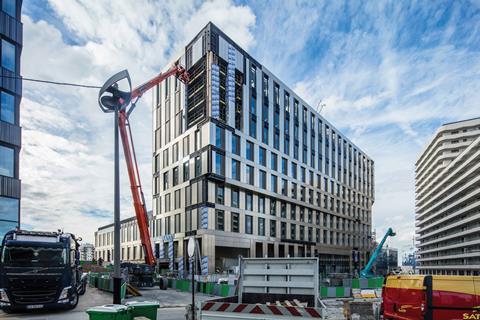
[{"left": 0, "top": 0, "right": 21, "bottom": 242}]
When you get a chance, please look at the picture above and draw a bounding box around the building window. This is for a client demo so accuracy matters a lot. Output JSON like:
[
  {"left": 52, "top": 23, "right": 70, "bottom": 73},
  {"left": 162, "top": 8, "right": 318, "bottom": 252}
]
[
  {"left": 175, "top": 213, "right": 182, "bottom": 233},
  {"left": 183, "top": 161, "right": 189, "bottom": 181},
  {"left": 270, "top": 220, "right": 276, "bottom": 237},
  {"left": 284, "top": 137, "right": 290, "bottom": 155},
  {"left": 1, "top": 91, "right": 15, "bottom": 124},
  {"left": 263, "top": 74, "right": 269, "bottom": 98},
  {"left": 163, "top": 172, "right": 169, "bottom": 190},
  {"left": 281, "top": 202, "right": 286, "bottom": 218},
  {"left": 249, "top": 96, "right": 257, "bottom": 138},
  {"left": 270, "top": 198, "right": 277, "bottom": 216},
  {"left": 284, "top": 92, "right": 290, "bottom": 112},
  {"left": 246, "top": 215, "right": 253, "bottom": 234},
  {"left": 246, "top": 192, "right": 253, "bottom": 211},
  {"left": 232, "top": 159, "right": 240, "bottom": 181},
  {"left": 273, "top": 130, "right": 279, "bottom": 150},
  {"left": 194, "top": 156, "right": 201, "bottom": 177},
  {"left": 271, "top": 175, "right": 277, "bottom": 193},
  {"left": 231, "top": 188, "right": 239, "bottom": 208},
  {"left": 290, "top": 204, "right": 296, "bottom": 220},
  {"left": 258, "top": 196, "right": 265, "bottom": 214},
  {"left": 183, "top": 136, "right": 190, "bottom": 155},
  {"left": 215, "top": 210, "right": 224, "bottom": 231},
  {"left": 163, "top": 149, "right": 169, "bottom": 168},
  {"left": 258, "top": 217, "right": 265, "bottom": 236},
  {"left": 164, "top": 193, "right": 171, "bottom": 212},
  {"left": 290, "top": 223, "right": 296, "bottom": 240},
  {"left": 259, "top": 147, "right": 266, "bottom": 166},
  {"left": 246, "top": 141, "right": 254, "bottom": 161},
  {"left": 1, "top": 40, "right": 15, "bottom": 72},
  {"left": 215, "top": 183, "right": 224, "bottom": 204},
  {"left": 231, "top": 212, "right": 240, "bottom": 233},
  {"left": 232, "top": 134, "right": 240, "bottom": 155},
  {"left": 0, "top": 196, "right": 19, "bottom": 223},
  {"left": 246, "top": 165, "right": 254, "bottom": 185},
  {"left": 281, "top": 179, "right": 287, "bottom": 196},
  {"left": 194, "top": 130, "right": 201, "bottom": 151},
  {"left": 174, "top": 190, "right": 180, "bottom": 209},
  {"left": 291, "top": 162, "right": 297, "bottom": 179},
  {"left": 172, "top": 166, "right": 179, "bottom": 186},
  {"left": 259, "top": 170, "right": 266, "bottom": 189},
  {"left": 2, "top": 0, "right": 16, "bottom": 18},
  {"left": 262, "top": 124, "right": 269, "bottom": 144},
  {"left": 282, "top": 158, "right": 287, "bottom": 175},
  {"left": 185, "top": 209, "right": 192, "bottom": 232},
  {"left": 281, "top": 222, "right": 287, "bottom": 239},
  {"left": 185, "top": 185, "right": 191, "bottom": 206},
  {"left": 215, "top": 125, "right": 224, "bottom": 149},
  {"left": 271, "top": 153, "right": 278, "bottom": 171},
  {"left": 214, "top": 153, "right": 225, "bottom": 176},
  {"left": 0, "top": 145, "right": 14, "bottom": 177},
  {"left": 250, "top": 65, "right": 256, "bottom": 89},
  {"left": 172, "top": 142, "right": 179, "bottom": 162}
]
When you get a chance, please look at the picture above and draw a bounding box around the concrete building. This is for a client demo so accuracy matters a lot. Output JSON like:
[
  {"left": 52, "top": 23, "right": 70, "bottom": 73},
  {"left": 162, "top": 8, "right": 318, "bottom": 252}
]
[
  {"left": 416, "top": 117, "right": 480, "bottom": 275},
  {"left": 152, "top": 23, "right": 374, "bottom": 275},
  {"left": 79, "top": 243, "right": 95, "bottom": 262},
  {"left": 0, "top": 0, "right": 22, "bottom": 240},
  {"left": 94, "top": 211, "right": 158, "bottom": 264}
]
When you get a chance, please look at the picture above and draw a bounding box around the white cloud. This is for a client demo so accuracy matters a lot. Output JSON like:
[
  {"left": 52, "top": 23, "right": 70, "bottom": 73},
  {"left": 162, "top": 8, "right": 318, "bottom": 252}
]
[{"left": 20, "top": 0, "right": 256, "bottom": 242}]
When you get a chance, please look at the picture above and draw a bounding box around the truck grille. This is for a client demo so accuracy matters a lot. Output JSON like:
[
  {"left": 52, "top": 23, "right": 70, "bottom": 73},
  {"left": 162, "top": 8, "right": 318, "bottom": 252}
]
[{"left": 8, "top": 276, "right": 62, "bottom": 305}]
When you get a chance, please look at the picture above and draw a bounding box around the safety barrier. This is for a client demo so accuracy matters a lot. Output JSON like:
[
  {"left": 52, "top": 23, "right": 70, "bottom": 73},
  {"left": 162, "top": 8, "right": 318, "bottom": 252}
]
[
  {"left": 166, "top": 278, "right": 235, "bottom": 297},
  {"left": 320, "top": 277, "right": 384, "bottom": 298}
]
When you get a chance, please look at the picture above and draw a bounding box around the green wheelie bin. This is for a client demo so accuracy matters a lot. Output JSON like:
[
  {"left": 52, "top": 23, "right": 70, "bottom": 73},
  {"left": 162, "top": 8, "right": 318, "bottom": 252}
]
[
  {"left": 125, "top": 301, "right": 160, "bottom": 320},
  {"left": 86, "top": 304, "right": 130, "bottom": 320}
]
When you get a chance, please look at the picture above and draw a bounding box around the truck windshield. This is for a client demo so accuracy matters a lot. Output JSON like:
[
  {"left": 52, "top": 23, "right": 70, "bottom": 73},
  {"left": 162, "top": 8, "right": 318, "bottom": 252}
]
[{"left": 1, "top": 246, "right": 67, "bottom": 266}]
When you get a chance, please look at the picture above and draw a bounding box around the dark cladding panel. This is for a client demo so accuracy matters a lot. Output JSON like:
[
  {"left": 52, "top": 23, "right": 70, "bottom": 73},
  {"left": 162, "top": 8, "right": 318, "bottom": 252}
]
[{"left": 186, "top": 56, "right": 207, "bottom": 128}]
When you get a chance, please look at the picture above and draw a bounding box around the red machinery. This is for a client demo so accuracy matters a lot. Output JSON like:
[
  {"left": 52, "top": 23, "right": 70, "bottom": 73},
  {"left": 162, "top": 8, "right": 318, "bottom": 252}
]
[{"left": 98, "top": 62, "right": 189, "bottom": 265}]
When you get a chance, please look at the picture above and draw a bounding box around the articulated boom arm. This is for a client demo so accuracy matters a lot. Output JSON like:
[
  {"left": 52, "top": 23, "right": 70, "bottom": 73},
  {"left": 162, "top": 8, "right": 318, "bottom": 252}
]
[
  {"left": 360, "top": 227, "right": 396, "bottom": 278},
  {"left": 99, "top": 62, "right": 189, "bottom": 266}
]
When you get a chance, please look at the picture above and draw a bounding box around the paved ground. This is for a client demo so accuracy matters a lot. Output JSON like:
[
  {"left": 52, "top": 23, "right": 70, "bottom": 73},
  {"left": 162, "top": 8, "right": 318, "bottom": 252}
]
[{"left": 0, "top": 287, "right": 218, "bottom": 320}]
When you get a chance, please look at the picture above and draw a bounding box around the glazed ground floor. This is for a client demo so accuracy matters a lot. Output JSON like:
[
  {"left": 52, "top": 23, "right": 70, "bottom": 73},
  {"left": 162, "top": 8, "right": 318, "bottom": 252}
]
[{"left": 152, "top": 230, "right": 369, "bottom": 276}]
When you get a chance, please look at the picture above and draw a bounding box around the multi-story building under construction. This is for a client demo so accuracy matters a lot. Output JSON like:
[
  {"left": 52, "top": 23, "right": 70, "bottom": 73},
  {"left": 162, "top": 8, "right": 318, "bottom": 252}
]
[
  {"left": 151, "top": 23, "right": 375, "bottom": 275},
  {"left": 416, "top": 117, "right": 480, "bottom": 276}
]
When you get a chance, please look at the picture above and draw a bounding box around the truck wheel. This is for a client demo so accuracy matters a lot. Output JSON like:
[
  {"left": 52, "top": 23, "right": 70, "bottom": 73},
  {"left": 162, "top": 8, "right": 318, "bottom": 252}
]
[{"left": 68, "top": 290, "right": 79, "bottom": 310}]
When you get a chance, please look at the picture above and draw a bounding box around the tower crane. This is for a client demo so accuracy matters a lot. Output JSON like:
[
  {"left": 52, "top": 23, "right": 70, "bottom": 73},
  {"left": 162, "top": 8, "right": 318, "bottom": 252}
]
[{"left": 98, "top": 62, "right": 189, "bottom": 266}]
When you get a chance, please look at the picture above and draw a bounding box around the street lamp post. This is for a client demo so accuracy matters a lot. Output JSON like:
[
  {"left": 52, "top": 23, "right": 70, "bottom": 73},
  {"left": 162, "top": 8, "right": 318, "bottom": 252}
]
[
  {"left": 98, "top": 74, "right": 132, "bottom": 305},
  {"left": 112, "top": 107, "right": 121, "bottom": 304}
]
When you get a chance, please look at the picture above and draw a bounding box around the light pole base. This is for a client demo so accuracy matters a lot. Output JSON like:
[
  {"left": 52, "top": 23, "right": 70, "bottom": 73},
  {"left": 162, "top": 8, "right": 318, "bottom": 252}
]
[{"left": 113, "top": 277, "right": 122, "bottom": 304}]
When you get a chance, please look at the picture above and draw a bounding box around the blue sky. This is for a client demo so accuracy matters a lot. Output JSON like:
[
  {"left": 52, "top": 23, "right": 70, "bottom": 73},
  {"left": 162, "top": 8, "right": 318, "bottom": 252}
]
[{"left": 19, "top": 0, "right": 480, "bottom": 259}]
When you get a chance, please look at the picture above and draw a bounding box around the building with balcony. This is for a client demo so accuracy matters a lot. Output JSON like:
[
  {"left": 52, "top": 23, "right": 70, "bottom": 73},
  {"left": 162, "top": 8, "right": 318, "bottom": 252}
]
[
  {"left": 152, "top": 23, "right": 375, "bottom": 276},
  {"left": 416, "top": 117, "right": 480, "bottom": 275},
  {"left": 0, "top": 0, "right": 22, "bottom": 240}
]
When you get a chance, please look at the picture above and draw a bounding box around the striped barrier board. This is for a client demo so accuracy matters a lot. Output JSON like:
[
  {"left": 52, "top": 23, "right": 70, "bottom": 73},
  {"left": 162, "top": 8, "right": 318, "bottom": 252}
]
[{"left": 201, "top": 302, "right": 323, "bottom": 318}]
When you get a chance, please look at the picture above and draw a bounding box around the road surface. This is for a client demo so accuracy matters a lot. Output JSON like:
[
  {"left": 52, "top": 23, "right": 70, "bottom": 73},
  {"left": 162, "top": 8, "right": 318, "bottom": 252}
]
[{"left": 0, "top": 286, "right": 217, "bottom": 319}]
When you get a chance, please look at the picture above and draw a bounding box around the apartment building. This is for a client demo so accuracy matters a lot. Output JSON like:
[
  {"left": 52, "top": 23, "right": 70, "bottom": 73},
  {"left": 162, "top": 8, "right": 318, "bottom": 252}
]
[
  {"left": 416, "top": 117, "right": 480, "bottom": 275},
  {"left": 94, "top": 211, "right": 160, "bottom": 263},
  {"left": 152, "top": 23, "right": 374, "bottom": 276},
  {"left": 0, "top": 0, "right": 22, "bottom": 240},
  {"left": 79, "top": 243, "right": 95, "bottom": 262}
]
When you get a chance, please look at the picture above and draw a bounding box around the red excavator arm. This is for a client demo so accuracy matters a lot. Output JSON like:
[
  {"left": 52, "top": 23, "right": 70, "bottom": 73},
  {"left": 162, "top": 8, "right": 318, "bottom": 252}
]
[{"left": 99, "top": 62, "right": 189, "bottom": 265}]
